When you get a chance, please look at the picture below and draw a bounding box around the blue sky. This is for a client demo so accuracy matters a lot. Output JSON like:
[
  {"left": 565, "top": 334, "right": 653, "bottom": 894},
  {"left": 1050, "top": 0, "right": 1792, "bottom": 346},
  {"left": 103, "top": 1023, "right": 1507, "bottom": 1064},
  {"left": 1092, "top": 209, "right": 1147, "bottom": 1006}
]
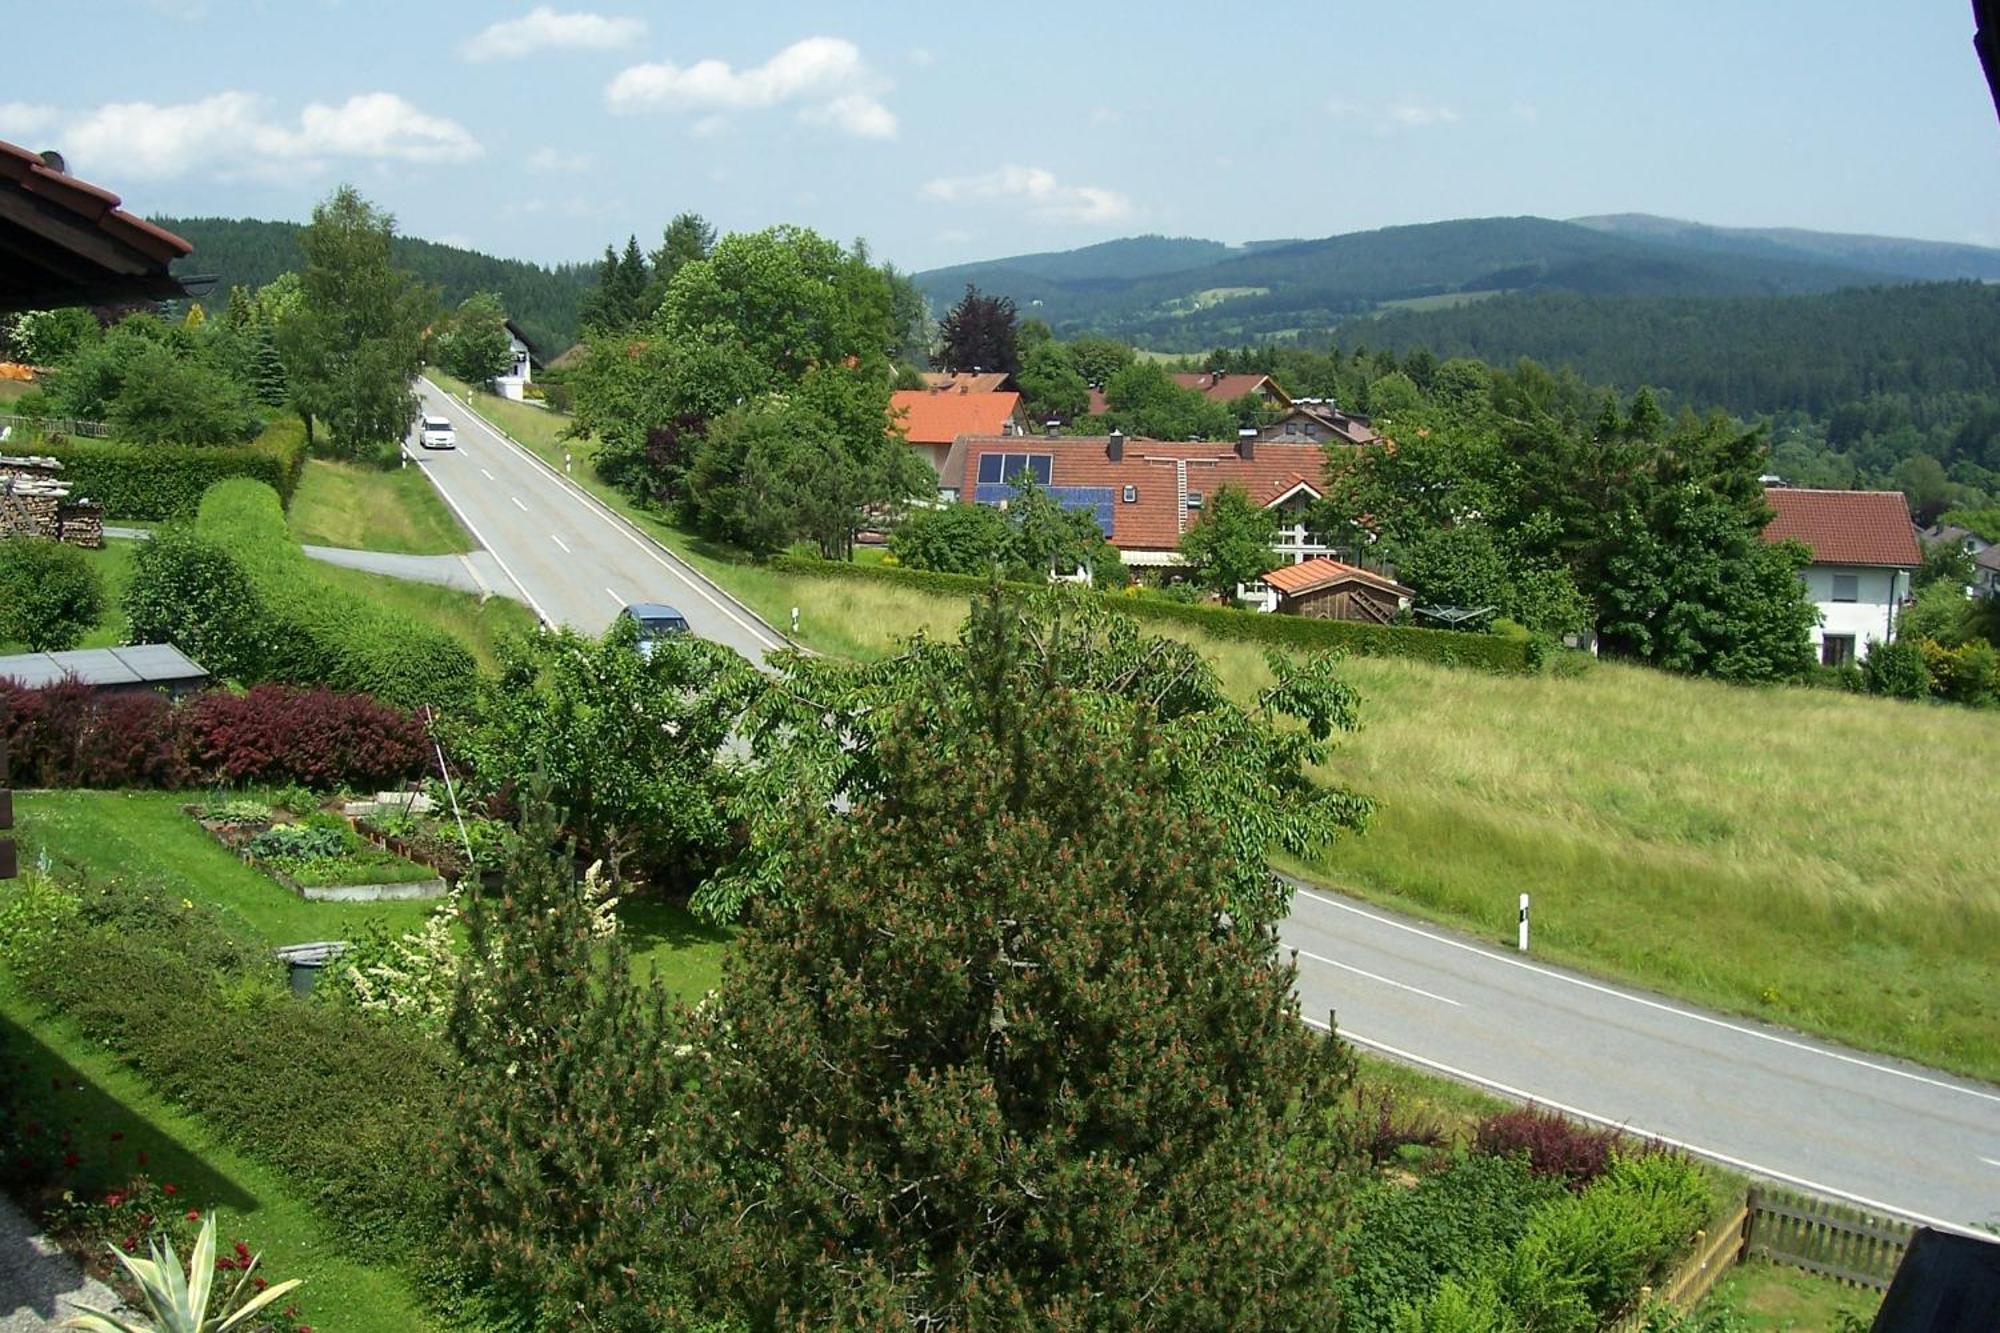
[{"left": 4, "top": 1, "right": 1996, "bottom": 271}]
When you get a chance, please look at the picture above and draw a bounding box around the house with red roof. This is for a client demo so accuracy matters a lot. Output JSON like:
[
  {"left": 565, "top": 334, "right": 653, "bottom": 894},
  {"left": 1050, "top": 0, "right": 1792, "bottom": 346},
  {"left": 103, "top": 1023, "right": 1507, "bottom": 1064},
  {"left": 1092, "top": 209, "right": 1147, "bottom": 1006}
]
[
  {"left": 1762, "top": 487, "right": 1920, "bottom": 666},
  {"left": 1259, "top": 400, "right": 1378, "bottom": 447},
  {"left": 921, "top": 371, "right": 1014, "bottom": 394},
  {"left": 939, "top": 430, "right": 1339, "bottom": 574},
  {"left": 1171, "top": 371, "right": 1292, "bottom": 408},
  {"left": 891, "top": 388, "right": 1025, "bottom": 474}
]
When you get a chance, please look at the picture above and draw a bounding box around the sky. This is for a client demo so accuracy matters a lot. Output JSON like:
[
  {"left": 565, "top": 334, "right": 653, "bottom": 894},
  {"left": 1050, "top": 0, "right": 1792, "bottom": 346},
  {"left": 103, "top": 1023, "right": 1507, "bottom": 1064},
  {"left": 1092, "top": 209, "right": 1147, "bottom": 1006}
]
[{"left": 4, "top": 1, "right": 1997, "bottom": 273}]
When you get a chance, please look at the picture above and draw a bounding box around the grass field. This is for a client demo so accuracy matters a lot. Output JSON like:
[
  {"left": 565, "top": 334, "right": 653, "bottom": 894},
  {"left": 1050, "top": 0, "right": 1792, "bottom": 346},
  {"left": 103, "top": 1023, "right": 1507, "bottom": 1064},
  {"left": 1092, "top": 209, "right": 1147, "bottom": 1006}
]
[
  {"left": 287, "top": 457, "right": 471, "bottom": 555},
  {"left": 312, "top": 560, "right": 539, "bottom": 674},
  {"left": 0, "top": 378, "right": 33, "bottom": 403}
]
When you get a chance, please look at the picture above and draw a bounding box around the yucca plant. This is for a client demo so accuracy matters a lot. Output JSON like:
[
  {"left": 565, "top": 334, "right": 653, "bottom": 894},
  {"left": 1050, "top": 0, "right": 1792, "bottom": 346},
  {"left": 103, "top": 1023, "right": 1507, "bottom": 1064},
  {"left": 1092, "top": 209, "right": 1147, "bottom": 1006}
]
[{"left": 59, "top": 1213, "right": 303, "bottom": 1333}]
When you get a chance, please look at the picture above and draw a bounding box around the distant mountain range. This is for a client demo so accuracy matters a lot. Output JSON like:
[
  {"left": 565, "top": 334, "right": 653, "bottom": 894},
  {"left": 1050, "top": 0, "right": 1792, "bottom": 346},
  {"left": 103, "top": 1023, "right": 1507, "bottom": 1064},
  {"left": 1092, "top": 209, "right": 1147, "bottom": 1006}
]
[
  {"left": 914, "top": 215, "right": 2000, "bottom": 351},
  {"left": 155, "top": 216, "right": 595, "bottom": 353}
]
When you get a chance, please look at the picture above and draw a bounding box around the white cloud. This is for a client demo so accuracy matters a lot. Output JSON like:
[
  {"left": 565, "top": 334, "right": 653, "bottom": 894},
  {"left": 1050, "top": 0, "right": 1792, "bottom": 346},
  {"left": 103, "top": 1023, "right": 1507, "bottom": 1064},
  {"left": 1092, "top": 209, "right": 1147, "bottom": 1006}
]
[
  {"left": 606, "top": 36, "right": 897, "bottom": 139},
  {"left": 920, "top": 165, "right": 1133, "bottom": 225},
  {"left": 38, "top": 91, "right": 481, "bottom": 180},
  {"left": 907, "top": 48, "right": 935, "bottom": 68},
  {"left": 527, "top": 145, "right": 592, "bottom": 172},
  {"left": 0, "top": 102, "right": 59, "bottom": 140},
  {"left": 463, "top": 7, "right": 645, "bottom": 62},
  {"left": 1328, "top": 97, "right": 1461, "bottom": 137}
]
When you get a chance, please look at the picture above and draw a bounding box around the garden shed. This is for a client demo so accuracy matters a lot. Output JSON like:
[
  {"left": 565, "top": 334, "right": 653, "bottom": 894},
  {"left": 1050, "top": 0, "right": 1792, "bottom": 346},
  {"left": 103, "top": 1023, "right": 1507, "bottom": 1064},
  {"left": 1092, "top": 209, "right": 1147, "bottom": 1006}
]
[
  {"left": 1262, "top": 557, "right": 1414, "bottom": 624},
  {"left": 0, "top": 643, "right": 210, "bottom": 698}
]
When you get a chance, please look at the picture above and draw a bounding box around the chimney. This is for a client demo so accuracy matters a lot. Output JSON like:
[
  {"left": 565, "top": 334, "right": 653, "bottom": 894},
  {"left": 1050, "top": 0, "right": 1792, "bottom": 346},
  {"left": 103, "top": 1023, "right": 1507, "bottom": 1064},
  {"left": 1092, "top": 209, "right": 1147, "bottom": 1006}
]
[
  {"left": 1237, "top": 428, "right": 1257, "bottom": 460},
  {"left": 1107, "top": 429, "right": 1125, "bottom": 462}
]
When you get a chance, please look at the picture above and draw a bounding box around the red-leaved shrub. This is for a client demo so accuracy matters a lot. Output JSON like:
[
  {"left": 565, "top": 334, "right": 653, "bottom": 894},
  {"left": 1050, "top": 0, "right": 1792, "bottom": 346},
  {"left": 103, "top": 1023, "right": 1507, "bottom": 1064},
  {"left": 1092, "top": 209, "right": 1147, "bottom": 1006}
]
[
  {"left": 1, "top": 682, "right": 188, "bottom": 788},
  {"left": 1474, "top": 1105, "right": 1620, "bottom": 1187},
  {"left": 184, "top": 684, "right": 428, "bottom": 790}
]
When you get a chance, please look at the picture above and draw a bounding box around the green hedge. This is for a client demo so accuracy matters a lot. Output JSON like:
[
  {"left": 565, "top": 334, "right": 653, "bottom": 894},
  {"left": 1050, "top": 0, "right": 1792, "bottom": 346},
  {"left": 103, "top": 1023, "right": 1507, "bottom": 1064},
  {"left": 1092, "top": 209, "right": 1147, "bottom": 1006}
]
[
  {"left": 37, "top": 417, "right": 308, "bottom": 519},
  {"left": 194, "top": 478, "right": 478, "bottom": 709},
  {"left": 6, "top": 880, "right": 451, "bottom": 1261},
  {"left": 768, "top": 555, "right": 1533, "bottom": 672}
]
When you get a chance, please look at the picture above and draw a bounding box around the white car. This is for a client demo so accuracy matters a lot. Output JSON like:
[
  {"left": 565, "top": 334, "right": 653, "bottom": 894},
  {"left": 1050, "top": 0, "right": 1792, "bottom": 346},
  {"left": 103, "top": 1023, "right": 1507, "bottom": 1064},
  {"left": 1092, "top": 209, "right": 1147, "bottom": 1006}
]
[{"left": 419, "top": 415, "right": 456, "bottom": 450}]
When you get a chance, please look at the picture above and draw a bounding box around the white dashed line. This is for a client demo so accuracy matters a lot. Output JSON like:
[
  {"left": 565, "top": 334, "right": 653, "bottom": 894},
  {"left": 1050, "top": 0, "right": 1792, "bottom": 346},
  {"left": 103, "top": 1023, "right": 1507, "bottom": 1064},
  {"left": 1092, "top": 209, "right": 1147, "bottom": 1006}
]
[
  {"left": 510, "top": 495, "right": 529, "bottom": 513},
  {"left": 1293, "top": 948, "right": 1459, "bottom": 1006},
  {"left": 551, "top": 535, "right": 570, "bottom": 554},
  {"left": 605, "top": 586, "right": 625, "bottom": 609},
  {"left": 480, "top": 468, "right": 495, "bottom": 481}
]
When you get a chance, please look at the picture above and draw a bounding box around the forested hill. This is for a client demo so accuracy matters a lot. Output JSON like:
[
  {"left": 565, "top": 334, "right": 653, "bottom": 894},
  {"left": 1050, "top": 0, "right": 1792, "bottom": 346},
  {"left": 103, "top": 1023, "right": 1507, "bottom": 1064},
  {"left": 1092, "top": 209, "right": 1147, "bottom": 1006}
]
[
  {"left": 1359, "top": 282, "right": 2000, "bottom": 421},
  {"left": 917, "top": 215, "right": 2000, "bottom": 352},
  {"left": 155, "top": 215, "right": 595, "bottom": 353}
]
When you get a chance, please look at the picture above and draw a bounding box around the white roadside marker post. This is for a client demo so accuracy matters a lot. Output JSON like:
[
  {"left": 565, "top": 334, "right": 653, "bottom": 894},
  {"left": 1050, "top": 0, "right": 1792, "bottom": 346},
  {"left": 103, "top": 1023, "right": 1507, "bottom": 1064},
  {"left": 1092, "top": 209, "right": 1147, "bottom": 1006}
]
[
  {"left": 1518, "top": 893, "right": 1530, "bottom": 953},
  {"left": 790, "top": 606, "right": 800, "bottom": 638}
]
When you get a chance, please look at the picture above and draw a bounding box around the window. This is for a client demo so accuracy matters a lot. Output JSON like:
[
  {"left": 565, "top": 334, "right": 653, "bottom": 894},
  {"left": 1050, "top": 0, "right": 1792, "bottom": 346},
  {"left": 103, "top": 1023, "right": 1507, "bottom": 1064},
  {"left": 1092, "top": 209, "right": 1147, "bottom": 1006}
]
[
  {"left": 1831, "top": 573, "right": 1860, "bottom": 603},
  {"left": 1821, "top": 635, "right": 1856, "bottom": 667},
  {"left": 1284, "top": 421, "right": 1298, "bottom": 436},
  {"left": 976, "top": 452, "right": 1053, "bottom": 486},
  {"left": 1305, "top": 424, "right": 1319, "bottom": 439},
  {"left": 1185, "top": 490, "right": 1204, "bottom": 509},
  {"left": 1122, "top": 485, "right": 1137, "bottom": 503}
]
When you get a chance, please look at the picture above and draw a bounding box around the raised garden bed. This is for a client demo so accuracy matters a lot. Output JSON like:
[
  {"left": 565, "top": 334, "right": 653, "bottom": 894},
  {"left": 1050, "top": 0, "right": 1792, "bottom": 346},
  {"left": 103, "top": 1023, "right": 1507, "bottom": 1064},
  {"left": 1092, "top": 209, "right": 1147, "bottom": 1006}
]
[
  {"left": 186, "top": 800, "right": 448, "bottom": 902},
  {"left": 351, "top": 799, "right": 513, "bottom": 890}
]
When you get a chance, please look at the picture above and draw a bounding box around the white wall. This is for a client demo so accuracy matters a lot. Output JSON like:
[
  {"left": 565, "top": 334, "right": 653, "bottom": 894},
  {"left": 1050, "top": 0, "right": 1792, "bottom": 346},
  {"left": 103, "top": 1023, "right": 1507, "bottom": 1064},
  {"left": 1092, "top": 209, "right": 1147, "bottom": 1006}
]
[
  {"left": 1800, "top": 564, "right": 1906, "bottom": 658},
  {"left": 495, "top": 334, "right": 534, "bottom": 401}
]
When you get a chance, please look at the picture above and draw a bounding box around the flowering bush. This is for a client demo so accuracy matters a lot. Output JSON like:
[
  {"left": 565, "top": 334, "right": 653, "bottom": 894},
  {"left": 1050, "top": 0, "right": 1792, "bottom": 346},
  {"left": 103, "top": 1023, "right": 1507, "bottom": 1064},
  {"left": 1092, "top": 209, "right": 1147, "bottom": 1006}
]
[
  {"left": 1475, "top": 1104, "right": 1622, "bottom": 1188},
  {"left": 184, "top": 684, "right": 428, "bottom": 789},
  {"left": 0, "top": 681, "right": 190, "bottom": 788},
  {"left": 332, "top": 899, "right": 464, "bottom": 1035},
  {"left": 55, "top": 1203, "right": 308, "bottom": 1333}
]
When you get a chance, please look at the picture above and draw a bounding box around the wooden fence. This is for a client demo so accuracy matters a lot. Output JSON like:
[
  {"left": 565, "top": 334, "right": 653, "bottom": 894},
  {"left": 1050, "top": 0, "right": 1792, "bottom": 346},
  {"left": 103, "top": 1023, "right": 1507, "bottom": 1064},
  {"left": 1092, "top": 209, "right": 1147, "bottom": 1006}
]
[
  {"left": 1608, "top": 1204, "right": 1750, "bottom": 1332},
  {"left": 1742, "top": 1186, "right": 1914, "bottom": 1291}
]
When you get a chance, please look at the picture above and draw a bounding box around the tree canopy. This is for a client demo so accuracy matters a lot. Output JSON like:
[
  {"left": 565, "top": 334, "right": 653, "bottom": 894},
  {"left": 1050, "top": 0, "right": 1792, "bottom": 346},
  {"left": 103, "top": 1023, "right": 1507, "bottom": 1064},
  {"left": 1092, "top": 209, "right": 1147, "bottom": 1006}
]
[{"left": 937, "top": 284, "right": 1021, "bottom": 375}]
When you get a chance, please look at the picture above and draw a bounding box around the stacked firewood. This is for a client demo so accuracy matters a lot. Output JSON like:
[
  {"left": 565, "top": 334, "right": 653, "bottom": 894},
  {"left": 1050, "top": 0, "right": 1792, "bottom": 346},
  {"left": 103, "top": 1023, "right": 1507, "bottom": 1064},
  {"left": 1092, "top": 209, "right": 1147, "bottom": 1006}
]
[{"left": 58, "top": 500, "right": 103, "bottom": 548}]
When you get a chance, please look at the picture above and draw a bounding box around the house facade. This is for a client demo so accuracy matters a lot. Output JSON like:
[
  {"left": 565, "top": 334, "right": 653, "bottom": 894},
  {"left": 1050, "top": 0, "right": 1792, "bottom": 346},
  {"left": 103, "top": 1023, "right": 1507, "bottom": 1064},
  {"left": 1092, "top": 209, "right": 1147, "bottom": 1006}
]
[
  {"left": 1171, "top": 371, "right": 1292, "bottom": 408},
  {"left": 940, "top": 431, "right": 1340, "bottom": 572},
  {"left": 1259, "top": 400, "right": 1378, "bottom": 447},
  {"left": 891, "top": 388, "right": 1025, "bottom": 474},
  {"left": 494, "top": 319, "right": 540, "bottom": 402},
  {"left": 1762, "top": 488, "right": 1920, "bottom": 666}
]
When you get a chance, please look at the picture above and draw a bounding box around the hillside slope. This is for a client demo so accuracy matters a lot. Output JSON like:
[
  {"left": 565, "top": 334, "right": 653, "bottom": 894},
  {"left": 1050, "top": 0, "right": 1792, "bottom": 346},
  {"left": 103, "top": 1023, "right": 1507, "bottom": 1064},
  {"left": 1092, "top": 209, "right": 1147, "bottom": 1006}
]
[
  {"left": 1572, "top": 213, "right": 2000, "bottom": 283},
  {"left": 916, "top": 215, "right": 1891, "bottom": 349},
  {"left": 157, "top": 215, "right": 594, "bottom": 353}
]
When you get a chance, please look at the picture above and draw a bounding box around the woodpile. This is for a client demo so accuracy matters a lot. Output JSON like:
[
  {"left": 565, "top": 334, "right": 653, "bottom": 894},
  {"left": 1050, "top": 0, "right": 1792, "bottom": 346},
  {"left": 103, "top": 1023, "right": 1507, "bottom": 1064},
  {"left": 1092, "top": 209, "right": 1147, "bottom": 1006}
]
[{"left": 1, "top": 455, "right": 101, "bottom": 546}]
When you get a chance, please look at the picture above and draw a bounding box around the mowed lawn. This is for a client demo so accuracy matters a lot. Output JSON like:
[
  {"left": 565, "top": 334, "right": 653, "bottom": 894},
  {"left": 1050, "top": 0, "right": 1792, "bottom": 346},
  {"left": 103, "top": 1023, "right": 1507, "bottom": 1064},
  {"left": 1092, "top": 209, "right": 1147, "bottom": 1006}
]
[
  {"left": 681, "top": 569, "right": 2000, "bottom": 1082},
  {"left": 287, "top": 457, "right": 472, "bottom": 555}
]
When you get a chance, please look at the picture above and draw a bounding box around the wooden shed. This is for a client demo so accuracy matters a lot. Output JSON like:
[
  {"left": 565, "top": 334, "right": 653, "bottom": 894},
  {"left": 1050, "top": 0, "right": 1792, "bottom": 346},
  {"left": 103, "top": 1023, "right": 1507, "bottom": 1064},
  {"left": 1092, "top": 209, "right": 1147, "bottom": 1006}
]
[{"left": 1263, "top": 557, "right": 1413, "bottom": 624}]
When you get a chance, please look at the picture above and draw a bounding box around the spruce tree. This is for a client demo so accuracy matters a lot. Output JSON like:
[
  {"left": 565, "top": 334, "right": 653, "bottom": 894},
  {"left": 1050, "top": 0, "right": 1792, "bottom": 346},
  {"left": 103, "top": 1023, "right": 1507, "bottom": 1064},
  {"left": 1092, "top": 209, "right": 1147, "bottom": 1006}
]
[
  {"left": 443, "top": 786, "right": 696, "bottom": 1328},
  {"left": 680, "top": 595, "right": 1359, "bottom": 1329}
]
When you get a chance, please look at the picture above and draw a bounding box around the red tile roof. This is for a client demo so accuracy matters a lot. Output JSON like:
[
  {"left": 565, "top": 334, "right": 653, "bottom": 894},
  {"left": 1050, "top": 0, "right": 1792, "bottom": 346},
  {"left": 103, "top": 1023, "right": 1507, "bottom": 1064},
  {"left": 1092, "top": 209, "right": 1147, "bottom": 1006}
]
[
  {"left": 948, "top": 435, "right": 1329, "bottom": 552},
  {"left": 1085, "top": 387, "right": 1109, "bottom": 416},
  {"left": 922, "top": 371, "right": 1012, "bottom": 393},
  {"left": 1263, "top": 557, "right": 1411, "bottom": 598},
  {"left": 1171, "top": 372, "right": 1290, "bottom": 405},
  {"left": 891, "top": 390, "right": 1022, "bottom": 446},
  {"left": 0, "top": 140, "right": 192, "bottom": 311},
  {"left": 1762, "top": 488, "right": 1920, "bottom": 568}
]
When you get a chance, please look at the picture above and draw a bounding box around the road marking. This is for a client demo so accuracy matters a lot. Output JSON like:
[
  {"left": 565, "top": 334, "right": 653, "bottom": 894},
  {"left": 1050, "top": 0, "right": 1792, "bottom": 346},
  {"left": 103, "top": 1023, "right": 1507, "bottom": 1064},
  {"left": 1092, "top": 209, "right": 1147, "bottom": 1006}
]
[
  {"left": 551, "top": 535, "right": 570, "bottom": 554},
  {"left": 1293, "top": 948, "right": 1459, "bottom": 1006},
  {"left": 510, "top": 495, "right": 529, "bottom": 513},
  {"left": 402, "top": 455, "right": 549, "bottom": 625},
  {"left": 605, "top": 586, "right": 626, "bottom": 609},
  {"left": 1289, "top": 883, "right": 2000, "bottom": 1108},
  {"left": 1980, "top": 1156, "right": 2000, "bottom": 1169},
  {"left": 422, "top": 377, "right": 784, "bottom": 653},
  {"left": 1302, "top": 1017, "right": 1988, "bottom": 1236},
  {"left": 480, "top": 468, "right": 495, "bottom": 481}
]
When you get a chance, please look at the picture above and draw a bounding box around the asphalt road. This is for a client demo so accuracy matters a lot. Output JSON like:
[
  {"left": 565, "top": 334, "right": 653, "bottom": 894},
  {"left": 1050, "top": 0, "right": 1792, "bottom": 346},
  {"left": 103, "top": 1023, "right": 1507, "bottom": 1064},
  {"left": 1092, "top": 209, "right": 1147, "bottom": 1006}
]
[
  {"left": 405, "top": 377, "right": 787, "bottom": 664},
  {"left": 402, "top": 379, "right": 1999, "bottom": 1231},
  {"left": 1281, "top": 881, "right": 2000, "bottom": 1230}
]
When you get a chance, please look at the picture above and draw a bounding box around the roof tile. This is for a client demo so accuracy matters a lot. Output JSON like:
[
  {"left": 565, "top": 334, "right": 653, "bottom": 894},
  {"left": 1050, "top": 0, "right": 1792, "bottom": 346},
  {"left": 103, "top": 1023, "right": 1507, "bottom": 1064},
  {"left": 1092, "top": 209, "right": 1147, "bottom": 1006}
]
[
  {"left": 891, "top": 390, "right": 1022, "bottom": 446},
  {"left": 1762, "top": 488, "right": 1920, "bottom": 568}
]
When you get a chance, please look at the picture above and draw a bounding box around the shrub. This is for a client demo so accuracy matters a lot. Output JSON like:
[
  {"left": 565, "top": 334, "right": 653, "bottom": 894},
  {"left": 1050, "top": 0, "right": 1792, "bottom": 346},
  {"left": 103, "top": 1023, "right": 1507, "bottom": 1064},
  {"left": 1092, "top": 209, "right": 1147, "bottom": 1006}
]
[
  {"left": 769, "top": 554, "right": 1533, "bottom": 671},
  {"left": 195, "top": 480, "right": 478, "bottom": 709},
  {"left": 184, "top": 684, "right": 429, "bottom": 789},
  {"left": 0, "top": 681, "right": 189, "bottom": 789},
  {"left": 124, "top": 525, "right": 272, "bottom": 683},
  {"left": 1862, "top": 638, "right": 1931, "bottom": 699},
  {"left": 1336, "top": 1152, "right": 1565, "bottom": 1331},
  {"left": 34, "top": 417, "right": 307, "bottom": 520},
  {"left": 11, "top": 881, "right": 452, "bottom": 1262},
  {"left": 0, "top": 537, "right": 104, "bottom": 652},
  {"left": 1351, "top": 1085, "right": 1450, "bottom": 1168},
  {"left": 1474, "top": 1105, "right": 1620, "bottom": 1188},
  {"left": 1503, "top": 1153, "right": 1710, "bottom": 1331},
  {"left": 1924, "top": 636, "right": 2000, "bottom": 707},
  {"left": 888, "top": 502, "right": 1014, "bottom": 574}
]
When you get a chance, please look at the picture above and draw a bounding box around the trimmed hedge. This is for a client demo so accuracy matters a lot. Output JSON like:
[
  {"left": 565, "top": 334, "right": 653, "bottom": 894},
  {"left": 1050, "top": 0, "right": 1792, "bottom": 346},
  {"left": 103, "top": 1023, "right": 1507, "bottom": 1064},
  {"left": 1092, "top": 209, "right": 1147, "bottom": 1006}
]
[
  {"left": 194, "top": 478, "right": 478, "bottom": 709},
  {"left": 769, "top": 554, "right": 1534, "bottom": 672},
  {"left": 36, "top": 416, "right": 308, "bottom": 519}
]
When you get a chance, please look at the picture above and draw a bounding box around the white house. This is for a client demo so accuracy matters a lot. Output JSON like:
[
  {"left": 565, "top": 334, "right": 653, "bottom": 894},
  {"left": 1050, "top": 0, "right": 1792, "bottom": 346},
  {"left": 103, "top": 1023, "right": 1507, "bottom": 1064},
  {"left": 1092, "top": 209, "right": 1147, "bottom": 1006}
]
[
  {"left": 1762, "top": 488, "right": 1920, "bottom": 667},
  {"left": 494, "top": 319, "right": 540, "bottom": 402}
]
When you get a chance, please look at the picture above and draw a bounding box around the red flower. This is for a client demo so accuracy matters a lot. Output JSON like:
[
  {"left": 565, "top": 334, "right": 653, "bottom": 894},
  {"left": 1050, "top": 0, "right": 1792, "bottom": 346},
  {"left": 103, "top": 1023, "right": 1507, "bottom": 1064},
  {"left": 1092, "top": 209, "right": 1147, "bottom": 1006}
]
[
  {"left": 184, "top": 1208, "right": 201, "bottom": 1223},
  {"left": 160, "top": 1182, "right": 177, "bottom": 1196},
  {"left": 254, "top": 1276, "right": 269, "bottom": 1292},
  {"left": 216, "top": 1256, "right": 236, "bottom": 1271},
  {"left": 234, "top": 1240, "right": 251, "bottom": 1259},
  {"left": 136, "top": 1151, "right": 149, "bottom": 1167},
  {"left": 121, "top": 1235, "right": 138, "bottom": 1253},
  {"left": 61, "top": 1152, "right": 80, "bottom": 1169},
  {"left": 104, "top": 1191, "right": 126, "bottom": 1209}
]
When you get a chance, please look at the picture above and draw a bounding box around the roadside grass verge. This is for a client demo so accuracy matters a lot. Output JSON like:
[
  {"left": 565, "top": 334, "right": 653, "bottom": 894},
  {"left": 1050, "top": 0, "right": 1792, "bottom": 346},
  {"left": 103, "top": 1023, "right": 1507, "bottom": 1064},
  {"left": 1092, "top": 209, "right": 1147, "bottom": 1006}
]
[
  {"left": 288, "top": 457, "right": 472, "bottom": 555},
  {"left": 0, "top": 986, "right": 440, "bottom": 1333},
  {"left": 311, "top": 561, "right": 539, "bottom": 675},
  {"left": 0, "top": 537, "right": 138, "bottom": 654}
]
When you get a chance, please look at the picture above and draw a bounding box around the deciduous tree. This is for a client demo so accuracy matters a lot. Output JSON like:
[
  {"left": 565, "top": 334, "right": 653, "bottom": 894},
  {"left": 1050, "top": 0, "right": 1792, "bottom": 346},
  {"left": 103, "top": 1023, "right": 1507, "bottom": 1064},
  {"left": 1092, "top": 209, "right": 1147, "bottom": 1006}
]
[
  {"left": 1178, "top": 482, "right": 1280, "bottom": 598},
  {"left": 936, "top": 283, "right": 1020, "bottom": 375},
  {"left": 434, "top": 291, "right": 515, "bottom": 385}
]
